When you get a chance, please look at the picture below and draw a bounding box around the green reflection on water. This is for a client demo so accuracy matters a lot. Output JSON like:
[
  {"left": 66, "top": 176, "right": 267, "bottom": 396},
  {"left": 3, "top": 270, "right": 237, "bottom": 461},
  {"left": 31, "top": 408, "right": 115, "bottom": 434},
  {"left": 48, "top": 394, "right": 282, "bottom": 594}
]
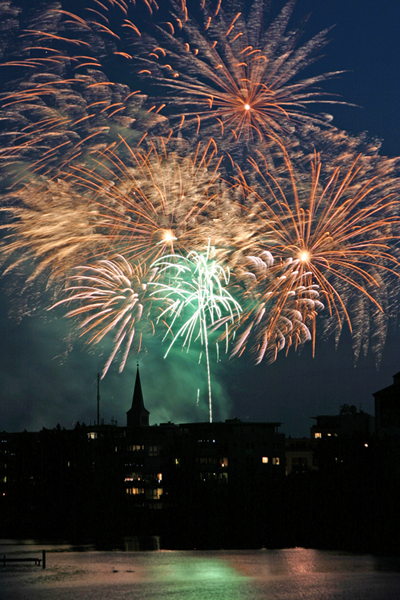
[{"left": 147, "top": 552, "right": 245, "bottom": 584}]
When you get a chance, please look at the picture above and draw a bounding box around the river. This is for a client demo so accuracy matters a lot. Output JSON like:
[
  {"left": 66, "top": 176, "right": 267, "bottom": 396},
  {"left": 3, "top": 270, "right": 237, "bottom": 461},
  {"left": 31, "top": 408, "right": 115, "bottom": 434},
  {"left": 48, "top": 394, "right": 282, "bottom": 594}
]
[{"left": 1, "top": 541, "right": 400, "bottom": 600}]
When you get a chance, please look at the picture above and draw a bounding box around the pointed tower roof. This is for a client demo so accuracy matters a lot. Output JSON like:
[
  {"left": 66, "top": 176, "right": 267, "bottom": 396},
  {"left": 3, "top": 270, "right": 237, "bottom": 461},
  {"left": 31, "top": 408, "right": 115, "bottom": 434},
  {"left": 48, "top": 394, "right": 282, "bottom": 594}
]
[{"left": 127, "top": 364, "right": 150, "bottom": 428}]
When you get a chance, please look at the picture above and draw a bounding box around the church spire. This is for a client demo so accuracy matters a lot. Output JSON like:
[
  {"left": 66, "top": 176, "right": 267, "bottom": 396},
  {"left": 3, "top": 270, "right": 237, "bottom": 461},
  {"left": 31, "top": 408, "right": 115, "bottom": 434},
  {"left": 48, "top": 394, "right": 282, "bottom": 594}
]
[{"left": 126, "top": 363, "right": 150, "bottom": 428}]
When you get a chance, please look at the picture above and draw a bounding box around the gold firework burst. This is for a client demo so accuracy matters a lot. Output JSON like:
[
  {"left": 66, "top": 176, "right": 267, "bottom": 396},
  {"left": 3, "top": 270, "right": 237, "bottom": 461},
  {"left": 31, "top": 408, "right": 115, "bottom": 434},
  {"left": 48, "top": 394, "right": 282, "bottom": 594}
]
[
  {"left": 138, "top": 0, "right": 343, "bottom": 146},
  {"left": 236, "top": 147, "right": 400, "bottom": 360}
]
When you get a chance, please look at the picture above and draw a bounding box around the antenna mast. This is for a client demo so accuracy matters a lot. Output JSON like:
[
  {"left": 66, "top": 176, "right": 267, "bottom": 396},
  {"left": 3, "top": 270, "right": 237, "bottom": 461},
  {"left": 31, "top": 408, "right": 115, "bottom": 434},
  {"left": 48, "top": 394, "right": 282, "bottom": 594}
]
[{"left": 97, "top": 372, "right": 100, "bottom": 426}]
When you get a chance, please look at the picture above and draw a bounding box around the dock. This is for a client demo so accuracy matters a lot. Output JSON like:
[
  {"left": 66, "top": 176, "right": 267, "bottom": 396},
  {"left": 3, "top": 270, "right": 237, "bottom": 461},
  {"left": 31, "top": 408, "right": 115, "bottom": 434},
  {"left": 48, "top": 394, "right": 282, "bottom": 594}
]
[{"left": 2, "top": 550, "right": 46, "bottom": 568}]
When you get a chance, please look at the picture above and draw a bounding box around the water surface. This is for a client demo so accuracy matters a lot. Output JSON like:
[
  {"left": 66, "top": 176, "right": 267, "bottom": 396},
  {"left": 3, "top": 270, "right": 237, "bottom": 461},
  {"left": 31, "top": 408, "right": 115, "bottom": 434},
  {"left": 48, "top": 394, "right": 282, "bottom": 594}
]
[{"left": 1, "top": 542, "right": 399, "bottom": 600}]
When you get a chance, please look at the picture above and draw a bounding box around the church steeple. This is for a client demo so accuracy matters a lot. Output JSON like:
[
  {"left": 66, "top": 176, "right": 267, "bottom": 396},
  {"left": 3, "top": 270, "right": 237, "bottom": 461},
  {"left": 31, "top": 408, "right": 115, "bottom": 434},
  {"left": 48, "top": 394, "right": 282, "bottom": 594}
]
[{"left": 126, "top": 364, "right": 150, "bottom": 428}]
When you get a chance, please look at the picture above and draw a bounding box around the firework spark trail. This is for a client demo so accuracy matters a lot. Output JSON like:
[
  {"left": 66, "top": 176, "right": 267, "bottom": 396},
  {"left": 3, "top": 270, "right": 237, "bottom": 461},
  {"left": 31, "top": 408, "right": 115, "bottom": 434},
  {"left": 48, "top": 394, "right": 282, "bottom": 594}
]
[
  {"left": 149, "top": 242, "right": 242, "bottom": 422},
  {"left": 0, "top": 177, "right": 105, "bottom": 285},
  {"left": 51, "top": 255, "right": 154, "bottom": 377},
  {"left": 0, "top": 140, "right": 225, "bottom": 283},
  {"left": 60, "top": 138, "right": 225, "bottom": 265},
  {"left": 135, "top": 0, "right": 345, "bottom": 151},
  {"left": 0, "top": 1, "right": 166, "bottom": 178},
  {"left": 231, "top": 253, "right": 322, "bottom": 363},
  {"left": 236, "top": 146, "right": 400, "bottom": 363},
  {"left": 0, "top": 138, "right": 243, "bottom": 376},
  {"left": 0, "top": 0, "right": 399, "bottom": 416}
]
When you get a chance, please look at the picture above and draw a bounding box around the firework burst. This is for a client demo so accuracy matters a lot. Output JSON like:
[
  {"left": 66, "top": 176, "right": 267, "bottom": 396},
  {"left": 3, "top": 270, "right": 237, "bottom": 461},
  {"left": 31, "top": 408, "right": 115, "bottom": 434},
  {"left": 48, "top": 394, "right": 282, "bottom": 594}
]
[
  {"left": 136, "top": 0, "right": 343, "bottom": 149},
  {"left": 0, "top": 0, "right": 399, "bottom": 419},
  {"left": 237, "top": 148, "right": 400, "bottom": 363},
  {"left": 149, "top": 242, "right": 242, "bottom": 421},
  {"left": 231, "top": 252, "right": 322, "bottom": 363},
  {"left": 0, "top": 0, "right": 166, "bottom": 178},
  {"left": 51, "top": 255, "right": 154, "bottom": 377},
  {"left": 0, "top": 139, "right": 226, "bottom": 283}
]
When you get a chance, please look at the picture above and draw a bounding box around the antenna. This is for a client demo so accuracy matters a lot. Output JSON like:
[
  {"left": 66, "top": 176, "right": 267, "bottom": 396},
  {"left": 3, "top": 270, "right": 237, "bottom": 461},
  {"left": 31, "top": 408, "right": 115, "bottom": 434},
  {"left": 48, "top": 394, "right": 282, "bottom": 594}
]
[{"left": 97, "top": 372, "right": 100, "bottom": 426}]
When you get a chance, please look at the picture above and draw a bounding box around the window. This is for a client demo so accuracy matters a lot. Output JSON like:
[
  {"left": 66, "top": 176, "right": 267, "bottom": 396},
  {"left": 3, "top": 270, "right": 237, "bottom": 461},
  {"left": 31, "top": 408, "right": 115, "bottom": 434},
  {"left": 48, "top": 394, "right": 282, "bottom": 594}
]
[
  {"left": 220, "top": 457, "right": 228, "bottom": 468},
  {"left": 272, "top": 457, "right": 280, "bottom": 466},
  {"left": 174, "top": 458, "right": 180, "bottom": 467},
  {"left": 262, "top": 456, "right": 269, "bottom": 464},
  {"left": 87, "top": 432, "right": 97, "bottom": 440},
  {"left": 314, "top": 432, "right": 322, "bottom": 439},
  {"left": 148, "top": 445, "right": 160, "bottom": 456},
  {"left": 125, "top": 473, "right": 142, "bottom": 482},
  {"left": 145, "top": 488, "right": 163, "bottom": 500},
  {"left": 127, "top": 444, "right": 144, "bottom": 452},
  {"left": 126, "top": 487, "right": 144, "bottom": 495}
]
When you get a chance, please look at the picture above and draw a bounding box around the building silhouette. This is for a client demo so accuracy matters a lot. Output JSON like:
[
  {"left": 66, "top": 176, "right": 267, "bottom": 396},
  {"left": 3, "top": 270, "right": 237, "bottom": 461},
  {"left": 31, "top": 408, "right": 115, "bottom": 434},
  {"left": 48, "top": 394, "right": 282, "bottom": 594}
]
[
  {"left": 1, "top": 369, "right": 399, "bottom": 553},
  {"left": 121, "top": 369, "right": 286, "bottom": 547},
  {"left": 373, "top": 371, "right": 400, "bottom": 435}
]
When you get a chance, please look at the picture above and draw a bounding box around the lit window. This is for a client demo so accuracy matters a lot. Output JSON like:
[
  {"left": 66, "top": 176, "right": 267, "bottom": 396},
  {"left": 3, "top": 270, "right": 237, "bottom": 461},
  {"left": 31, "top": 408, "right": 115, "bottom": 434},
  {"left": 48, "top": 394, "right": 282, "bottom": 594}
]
[
  {"left": 314, "top": 432, "right": 322, "bottom": 439},
  {"left": 87, "top": 432, "right": 97, "bottom": 440},
  {"left": 126, "top": 487, "right": 144, "bottom": 495},
  {"left": 145, "top": 488, "right": 163, "bottom": 500},
  {"left": 220, "top": 458, "right": 228, "bottom": 468},
  {"left": 262, "top": 457, "right": 269, "bottom": 464},
  {"left": 125, "top": 473, "right": 142, "bottom": 482},
  {"left": 327, "top": 433, "right": 332, "bottom": 437},
  {"left": 175, "top": 458, "right": 180, "bottom": 466},
  {"left": 272, "top": 457, "right": 280, "bottom": 466}
]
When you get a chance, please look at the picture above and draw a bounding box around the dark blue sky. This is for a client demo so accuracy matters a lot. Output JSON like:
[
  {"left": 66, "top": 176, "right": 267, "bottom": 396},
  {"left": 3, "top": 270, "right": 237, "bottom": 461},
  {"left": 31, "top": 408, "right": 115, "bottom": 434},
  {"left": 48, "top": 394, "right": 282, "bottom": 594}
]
[{"left": 1, "top": 0, "right": 400, "bottom": 437}]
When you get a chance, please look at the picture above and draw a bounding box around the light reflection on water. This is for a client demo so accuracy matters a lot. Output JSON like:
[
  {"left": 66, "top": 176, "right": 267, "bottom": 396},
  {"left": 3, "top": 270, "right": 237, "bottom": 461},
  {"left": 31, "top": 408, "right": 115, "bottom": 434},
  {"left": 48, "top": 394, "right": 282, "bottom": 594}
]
[{"left": 0, "top": 543, "right": 400, "bottom": 600}]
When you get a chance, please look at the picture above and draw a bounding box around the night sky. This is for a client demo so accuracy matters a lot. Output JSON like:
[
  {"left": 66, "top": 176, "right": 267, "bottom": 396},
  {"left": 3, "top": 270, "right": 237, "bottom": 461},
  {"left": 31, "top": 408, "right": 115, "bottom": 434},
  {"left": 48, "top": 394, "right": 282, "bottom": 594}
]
[{"left": 1, "top": 0, "right": 400, "bottom": 437}]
